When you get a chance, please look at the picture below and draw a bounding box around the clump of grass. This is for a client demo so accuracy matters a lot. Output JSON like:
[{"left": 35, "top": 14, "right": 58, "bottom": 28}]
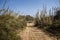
[
  {"left": 34, "top": 7, "right": 60, "bottom": 39},
  {"left": 0, "top": 9, "right": 26, "bottom": 40}
]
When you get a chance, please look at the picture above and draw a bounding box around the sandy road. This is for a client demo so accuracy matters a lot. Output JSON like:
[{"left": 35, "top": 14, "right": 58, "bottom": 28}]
[{"left": 19, "top": 26, "right": 57, "bottom": 40}]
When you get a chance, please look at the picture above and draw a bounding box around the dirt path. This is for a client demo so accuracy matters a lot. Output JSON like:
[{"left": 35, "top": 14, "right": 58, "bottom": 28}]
[{"left": 19, "top": 26, "right": 57, "bottom": 40}]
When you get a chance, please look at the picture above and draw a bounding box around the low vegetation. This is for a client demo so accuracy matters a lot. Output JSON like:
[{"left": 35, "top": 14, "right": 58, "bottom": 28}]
[
  {"left": 0, "top": 9, "right": 26, "bottom": 40},
  {"left": 34, "top": 7, "right": 60, "bottom": 39}
]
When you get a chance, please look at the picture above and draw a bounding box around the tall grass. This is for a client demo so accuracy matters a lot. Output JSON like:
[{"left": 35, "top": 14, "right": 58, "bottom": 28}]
[
  {"left": 34, "top": 7, "right": 60, "bottom": 39},
  {"left": 0, "top": 9, "right": 26, "bottom": 40}
]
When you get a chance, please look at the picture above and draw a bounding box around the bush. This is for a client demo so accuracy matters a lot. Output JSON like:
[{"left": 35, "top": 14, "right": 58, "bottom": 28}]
[
  {"left": 0, "top": 10, "right": 26, "bottom": 40},
  {"left": 34, "top": 8, "right": 60, "bottom": 38}
]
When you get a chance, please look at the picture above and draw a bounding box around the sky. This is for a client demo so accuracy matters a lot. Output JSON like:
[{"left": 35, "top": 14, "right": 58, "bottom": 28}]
[{"left": 0, "top": 0, "right": 60, "bottom": 16}]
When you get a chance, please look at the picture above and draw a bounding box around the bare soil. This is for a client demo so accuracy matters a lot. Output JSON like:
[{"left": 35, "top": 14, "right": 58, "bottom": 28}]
[{"left": 18, "top": 23, "right": 57, "bottom": 40}]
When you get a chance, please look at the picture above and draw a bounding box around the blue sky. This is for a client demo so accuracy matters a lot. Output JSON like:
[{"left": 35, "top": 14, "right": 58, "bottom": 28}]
[{"left": 0, "top": 0, "right": 60, "bottom": 16}]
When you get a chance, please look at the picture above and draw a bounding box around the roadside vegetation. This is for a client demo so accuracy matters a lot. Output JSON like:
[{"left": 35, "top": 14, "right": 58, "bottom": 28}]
[
  {"left": 34, "top": 7, "right": 60, "bottom": 39},
  {"left": 0, "top": 9, "right": 26, "bottom": 40}
]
